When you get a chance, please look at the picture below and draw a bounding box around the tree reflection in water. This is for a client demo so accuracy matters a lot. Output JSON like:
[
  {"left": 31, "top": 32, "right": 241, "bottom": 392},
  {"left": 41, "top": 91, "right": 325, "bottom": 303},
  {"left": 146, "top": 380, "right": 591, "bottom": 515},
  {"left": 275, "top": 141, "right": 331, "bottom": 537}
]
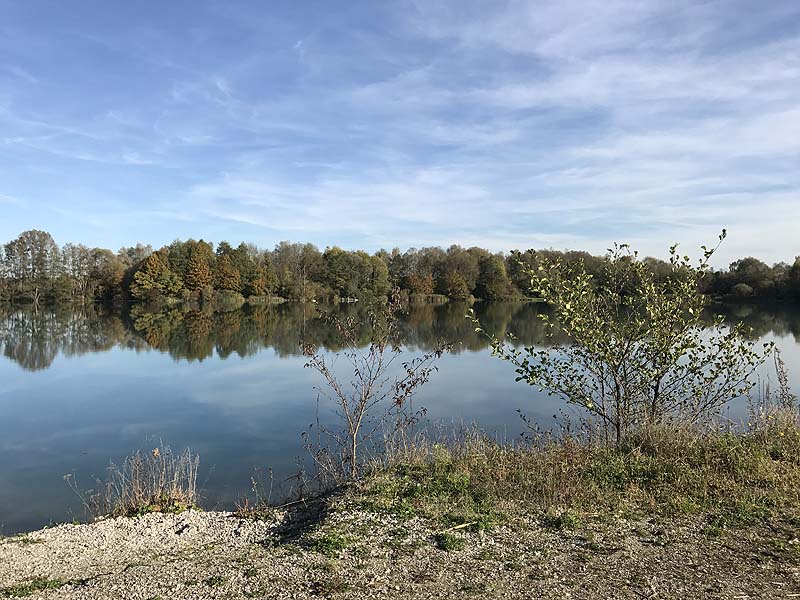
[{"left": 1, "top": 301, "right": 798, "bottom": 371}]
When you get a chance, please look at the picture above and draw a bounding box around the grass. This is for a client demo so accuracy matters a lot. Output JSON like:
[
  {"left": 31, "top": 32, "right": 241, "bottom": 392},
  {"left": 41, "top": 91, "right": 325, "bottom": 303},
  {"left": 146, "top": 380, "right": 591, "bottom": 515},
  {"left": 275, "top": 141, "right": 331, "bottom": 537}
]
[
  {"left": 313, "top": 531, "right": 350, "bottom": 556},
  {"left": 434, "top": 532, "right": 465, "bottom": 551},
  {"left": 8, "top": 535, "right": 44, "bottom": 546},
  {"left": 69, "top": 445, "right": 200, "bottom": 518},
  {"left": 2, "top": 578, "right": 65, "bottom": 598},
  {"left": 356, "top": 406, "right": 800, "bottom": 534},
  {"left": 204, "top": 575, "right": 226, "bottom": 588}
]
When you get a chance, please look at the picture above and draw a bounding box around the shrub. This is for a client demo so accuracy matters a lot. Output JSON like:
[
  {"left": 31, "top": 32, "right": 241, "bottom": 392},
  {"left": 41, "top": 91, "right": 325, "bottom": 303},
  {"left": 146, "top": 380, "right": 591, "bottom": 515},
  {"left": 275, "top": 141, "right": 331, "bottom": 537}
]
[{"left": 472, "top": 233, "right": 770, "bottom": 444}]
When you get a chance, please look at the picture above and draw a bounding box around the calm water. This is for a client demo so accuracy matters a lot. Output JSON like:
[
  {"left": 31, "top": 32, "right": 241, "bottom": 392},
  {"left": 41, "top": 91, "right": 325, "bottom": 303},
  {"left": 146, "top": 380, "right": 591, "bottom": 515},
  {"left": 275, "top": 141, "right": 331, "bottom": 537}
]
[{"left": 1, "top": 302, "right": 799, "bottom": 534}]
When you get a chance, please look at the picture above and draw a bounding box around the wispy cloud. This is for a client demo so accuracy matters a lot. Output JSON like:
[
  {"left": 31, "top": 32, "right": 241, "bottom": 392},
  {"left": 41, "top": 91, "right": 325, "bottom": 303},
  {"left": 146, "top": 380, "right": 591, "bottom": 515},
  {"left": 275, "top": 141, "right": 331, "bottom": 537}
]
[
  {"left": 0, "top": 1, "right": 797, "bottom": 263},
  {"left": 0, "top": 193, "right": 26, "bottom": 207}
]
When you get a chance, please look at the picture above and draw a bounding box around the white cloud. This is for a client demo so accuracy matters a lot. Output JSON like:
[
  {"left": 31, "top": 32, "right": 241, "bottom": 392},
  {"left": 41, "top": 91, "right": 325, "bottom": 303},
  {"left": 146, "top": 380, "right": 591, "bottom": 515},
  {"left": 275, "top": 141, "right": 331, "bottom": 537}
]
[{"left": 0, "top": 1, "right": 797, "bottom": 264}]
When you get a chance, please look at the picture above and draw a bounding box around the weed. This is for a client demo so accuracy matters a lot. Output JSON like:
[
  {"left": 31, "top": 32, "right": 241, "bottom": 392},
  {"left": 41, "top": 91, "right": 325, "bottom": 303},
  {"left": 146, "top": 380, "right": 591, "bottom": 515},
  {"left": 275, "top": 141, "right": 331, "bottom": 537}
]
[
  {"left": 313, "top": 531, "right": 350, "bottom": 556},
  {"left": 9, "top": 536, "right": 43, "bottom": 546},
  {"left": 434, "top": 532, "right": 465, "bottom": 551},
  {"left": 67, "top": 445, "right": 200, "bottom": 518},
  {"left": 310, "top": 576, "right": 350, "bottom": 596},
  {"left": 204, "top": 575, "right": 226, "bottom": 588},
  {"left": 542, "top": 508, "right": 582, "bottom": 530},
  {"left": 2, "top": 578, "right": 65, "bottom": 598}
]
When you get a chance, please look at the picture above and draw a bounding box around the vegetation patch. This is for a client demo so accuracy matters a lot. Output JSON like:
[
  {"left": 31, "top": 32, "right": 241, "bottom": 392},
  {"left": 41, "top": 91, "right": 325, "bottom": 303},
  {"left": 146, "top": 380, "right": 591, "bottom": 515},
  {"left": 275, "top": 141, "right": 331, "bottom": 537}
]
[
  {"left": 204, "top": 575, "right": 227, "bottom": 588},
  {"left": 434, "top": 532, "right": 465, "bottom": 552},
  {"left": 67, "top": 445, "right": 200, "bottom": 519},
  {"left": 2, "top": 578, "right": 66, "bottom": 598},
  {"left": 8, "top": 536, "right": 44, "bottom": 546},
  {"left": 312, "top": 531, "right": 350, "bottom": 557}
]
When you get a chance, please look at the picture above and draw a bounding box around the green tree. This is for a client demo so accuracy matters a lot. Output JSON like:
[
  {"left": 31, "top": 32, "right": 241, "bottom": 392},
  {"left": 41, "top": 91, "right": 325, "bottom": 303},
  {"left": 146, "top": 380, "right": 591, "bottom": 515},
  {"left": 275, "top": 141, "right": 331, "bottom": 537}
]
[
  {"left": 90, "top": 248, "right": 126, "bottom": 304},
  {"left": 443, "top": 271, "right": 470, "bottom": 300},
  {"left": 473, "top": 233, "right": 769, "bottom": 445},
  {"left": 3, "top": 230, "right": 61, "bottom": 306},
  {"left": 729, "top": 257, "right": 774, "bottom": 295},
  {"left": 476, "top": 254, "right": 511, "bottom": 300},
  {"left": 732, "top": 282, "right": 754, "bottom": 297},
  {"left": 368, "top": 254, "right": 391, "bottom": 300}
]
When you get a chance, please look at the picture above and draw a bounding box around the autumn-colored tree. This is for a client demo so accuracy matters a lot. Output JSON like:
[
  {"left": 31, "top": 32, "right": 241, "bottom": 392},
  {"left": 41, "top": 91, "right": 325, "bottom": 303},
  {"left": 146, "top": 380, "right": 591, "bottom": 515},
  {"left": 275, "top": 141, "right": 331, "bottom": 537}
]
[
  {"left": 215, "top": 254, "right": 242, "bottom": 292},
  {"left": 248, "top": 263, "right": 277, "bottom": 296},
  {"left": 130, "top": 252, "right": 183, "bottom": 301},
  {"left": 184, "top": 250, "right": 213, "bottom": 291},
  {"left": 404, "top": 273, "right": 434, "bottom": 295}
]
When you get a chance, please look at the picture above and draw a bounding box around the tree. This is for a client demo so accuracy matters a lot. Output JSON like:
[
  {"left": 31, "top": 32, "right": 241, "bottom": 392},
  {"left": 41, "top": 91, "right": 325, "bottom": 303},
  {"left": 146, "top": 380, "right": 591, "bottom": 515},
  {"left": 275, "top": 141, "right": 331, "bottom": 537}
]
[
  {"left": 90, "top": 248, "right": 126, "bottom": 304},
  {"left": 473, "top": 233, "right": 769, "bottom": 445},
  {"left": 215, "top": 254, "right": 242, "bottom": 292},
  {"left": 729, "top": 257, "right": 774, "bottom": 295},
  {"left": 248, "top": 265, "right": 274, "bottom": 296},
  {"left": 272, "top": 241, "right": 322, "bottom": 301},
  {"left": 368, "top": 254, "right": 391, "bottom": 300},
  {"left": 62, "top": 243, "right": 92, "bottom": 301},
  {"left": 303, "top": 293, "right": 449, "bottom": 480},
  {"left": 476, "top": 254, "right": 511, "bottom": 300},
  {"left": 442, "top": 245, "right": 480, "bottom": 295},
  {"left": 184, "top": 249, "right": 213, "bottom": 292},
  {"left": 130, "top": 251, "right": 183, "bottom": 302},
  {"left": 790, "top": 257, "right": 800, "bottom": 300},
  {"left": 3, "top": 230, "right": 60, "bottom": 306},
  {"left": 404, "top": 273, "right": 434, "bottom": 296},
  {"left": 118, "top": 244, "right": 153, "bottom": 268},
  {"left": 234, "top": 242, "right": 257, "bottom": 294},
  {"left": 443, "top": 271, "right": 470, "bottom": 300}
]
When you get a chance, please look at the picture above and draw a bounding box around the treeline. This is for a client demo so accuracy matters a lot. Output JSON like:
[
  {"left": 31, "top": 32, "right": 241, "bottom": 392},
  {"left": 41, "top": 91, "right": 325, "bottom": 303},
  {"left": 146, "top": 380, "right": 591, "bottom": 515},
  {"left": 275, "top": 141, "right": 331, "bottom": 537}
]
[{"left": 1, "top": 229, "right": 799, "bottom": 307}]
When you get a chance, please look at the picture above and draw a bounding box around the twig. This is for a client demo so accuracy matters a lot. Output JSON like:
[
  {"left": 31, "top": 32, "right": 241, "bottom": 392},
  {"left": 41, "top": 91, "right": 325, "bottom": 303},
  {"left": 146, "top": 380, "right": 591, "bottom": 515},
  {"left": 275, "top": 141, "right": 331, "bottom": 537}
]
[{"left": 435, "top": 521, "right": 477, "bottom": 534}]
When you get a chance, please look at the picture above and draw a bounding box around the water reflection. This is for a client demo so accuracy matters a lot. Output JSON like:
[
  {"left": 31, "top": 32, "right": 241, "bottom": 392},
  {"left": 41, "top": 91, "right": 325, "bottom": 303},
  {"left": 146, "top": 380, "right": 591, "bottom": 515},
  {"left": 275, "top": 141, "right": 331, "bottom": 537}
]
[
  {"left": 1, "top": 301, "right": 799, "bottom": 534},
  {"left": 1, "top": 302, "right": 567, "bottom": 370},
  {"left": 2, "top": 301, "right": 799, "bottom": 372}
]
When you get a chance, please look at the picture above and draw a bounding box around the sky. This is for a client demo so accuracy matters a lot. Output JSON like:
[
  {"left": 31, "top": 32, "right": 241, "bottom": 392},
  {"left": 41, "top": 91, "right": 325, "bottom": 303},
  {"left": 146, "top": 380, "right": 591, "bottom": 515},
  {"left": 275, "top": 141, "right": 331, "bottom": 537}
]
[{"left": 0, "top": 0, "right": 798, "bottom": 266}]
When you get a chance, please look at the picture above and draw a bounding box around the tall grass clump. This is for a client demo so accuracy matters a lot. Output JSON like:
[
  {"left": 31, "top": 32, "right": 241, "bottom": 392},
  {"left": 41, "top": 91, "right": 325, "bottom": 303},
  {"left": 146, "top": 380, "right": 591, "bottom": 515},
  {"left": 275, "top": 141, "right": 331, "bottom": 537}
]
[{"left": 69, "top": 445, "right": 200, "bottom": 518}]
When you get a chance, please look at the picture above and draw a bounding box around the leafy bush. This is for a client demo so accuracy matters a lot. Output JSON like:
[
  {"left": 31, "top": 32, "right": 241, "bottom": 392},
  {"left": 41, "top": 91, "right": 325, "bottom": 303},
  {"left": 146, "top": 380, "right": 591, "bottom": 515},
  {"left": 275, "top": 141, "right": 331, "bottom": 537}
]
[{"left": 473, "top": 233, "right": 770, "bottom": 444}]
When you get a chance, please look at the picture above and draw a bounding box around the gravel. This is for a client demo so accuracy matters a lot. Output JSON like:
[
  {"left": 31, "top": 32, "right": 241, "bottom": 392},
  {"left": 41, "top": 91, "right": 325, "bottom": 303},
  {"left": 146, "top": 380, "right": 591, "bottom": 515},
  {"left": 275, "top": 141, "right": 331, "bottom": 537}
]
[{"left": 1, "top": 501, "right": 798, "bottom": 599}]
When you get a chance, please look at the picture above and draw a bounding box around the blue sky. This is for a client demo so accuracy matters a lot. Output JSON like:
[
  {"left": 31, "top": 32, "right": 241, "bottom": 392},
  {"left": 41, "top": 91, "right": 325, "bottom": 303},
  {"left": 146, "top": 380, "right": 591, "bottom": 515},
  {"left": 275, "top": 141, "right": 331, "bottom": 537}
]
[{"left": 1, "top": 0, "right": 798, "bottom": 265}]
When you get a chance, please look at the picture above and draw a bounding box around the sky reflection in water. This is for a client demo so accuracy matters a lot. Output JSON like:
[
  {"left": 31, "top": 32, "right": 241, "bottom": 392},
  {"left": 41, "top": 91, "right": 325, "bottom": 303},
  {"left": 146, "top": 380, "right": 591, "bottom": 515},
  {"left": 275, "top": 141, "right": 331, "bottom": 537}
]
[{"left": 1, "top": 302, "right": 799, "bottom": 534}]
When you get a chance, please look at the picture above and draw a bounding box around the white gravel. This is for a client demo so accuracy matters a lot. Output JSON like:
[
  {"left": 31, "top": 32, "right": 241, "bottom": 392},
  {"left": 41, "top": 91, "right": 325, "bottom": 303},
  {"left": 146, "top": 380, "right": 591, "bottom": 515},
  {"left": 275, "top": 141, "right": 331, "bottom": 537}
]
[{"left": 1, "top": 504, "right": 798, "bottom": 599}]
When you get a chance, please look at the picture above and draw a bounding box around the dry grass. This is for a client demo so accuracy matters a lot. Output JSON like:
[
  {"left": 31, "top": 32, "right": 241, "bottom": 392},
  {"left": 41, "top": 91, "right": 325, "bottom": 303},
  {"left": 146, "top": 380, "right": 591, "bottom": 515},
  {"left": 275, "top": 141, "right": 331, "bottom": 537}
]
[
  {"left": 356, "top": 404, "right": 800, "bottom": 533},
  {"left": 353, "top": 352, "right": 800, "bottom": 532},
  {"left": 70, "top": 446, "right": 200, "bottom": 518}
]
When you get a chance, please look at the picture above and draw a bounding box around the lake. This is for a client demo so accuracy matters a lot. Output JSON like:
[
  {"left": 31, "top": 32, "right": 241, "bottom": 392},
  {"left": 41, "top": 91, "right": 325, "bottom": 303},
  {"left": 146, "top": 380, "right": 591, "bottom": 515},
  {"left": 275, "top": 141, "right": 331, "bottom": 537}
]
[{"left": 1, "top": 301, "right": 799, "bottom": 534}]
